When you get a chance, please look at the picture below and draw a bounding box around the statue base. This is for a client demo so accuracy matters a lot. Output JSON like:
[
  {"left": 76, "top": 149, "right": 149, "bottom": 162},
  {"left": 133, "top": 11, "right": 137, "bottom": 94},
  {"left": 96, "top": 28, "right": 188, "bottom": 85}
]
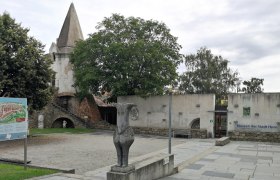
[
  {"left": 111, "top": 165, "right": 135, "bottom": 173},
  {"left": 107, "top": 153, "right": 175, "bottom": 180}
]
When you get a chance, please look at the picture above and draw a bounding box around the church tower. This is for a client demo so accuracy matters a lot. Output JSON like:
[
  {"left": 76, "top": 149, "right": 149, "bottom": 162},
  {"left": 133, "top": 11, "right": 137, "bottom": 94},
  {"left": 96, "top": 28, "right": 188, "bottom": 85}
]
[
  {"left": 50, "top": 3, "right": 83, "bottom": 97},
  {"left": 34, "top": 3, "right": 103, "bottom": 129}
]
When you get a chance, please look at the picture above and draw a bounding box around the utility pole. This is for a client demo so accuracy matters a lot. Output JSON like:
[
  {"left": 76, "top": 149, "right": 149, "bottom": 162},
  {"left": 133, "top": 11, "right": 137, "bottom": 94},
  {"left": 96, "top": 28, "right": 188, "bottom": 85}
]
[{"left": 168, "top": 92, "right": 172, "bottom": 154}]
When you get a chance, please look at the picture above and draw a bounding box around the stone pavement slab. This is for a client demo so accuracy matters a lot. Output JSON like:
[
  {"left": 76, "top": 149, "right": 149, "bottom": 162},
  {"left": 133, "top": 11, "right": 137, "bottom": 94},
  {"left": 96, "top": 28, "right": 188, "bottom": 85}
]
[
  {"left": 28, "top": 139, "right": 280, "bottom": 180},
  {"left": 162, "top": 141, "right": 280, "bottom": 180}
]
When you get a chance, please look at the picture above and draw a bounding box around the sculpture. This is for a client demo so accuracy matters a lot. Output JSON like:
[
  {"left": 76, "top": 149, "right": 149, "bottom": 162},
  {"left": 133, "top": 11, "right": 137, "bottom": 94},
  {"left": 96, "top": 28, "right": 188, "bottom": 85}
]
[{"left": 113, "top": 103, "right": 135, "bottom": 168}]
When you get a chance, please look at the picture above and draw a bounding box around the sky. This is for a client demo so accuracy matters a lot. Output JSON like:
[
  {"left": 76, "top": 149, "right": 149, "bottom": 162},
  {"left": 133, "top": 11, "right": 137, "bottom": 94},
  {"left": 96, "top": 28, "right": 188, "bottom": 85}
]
[{"left": 1, "top": 0, "right": 280, "bottom": 92}]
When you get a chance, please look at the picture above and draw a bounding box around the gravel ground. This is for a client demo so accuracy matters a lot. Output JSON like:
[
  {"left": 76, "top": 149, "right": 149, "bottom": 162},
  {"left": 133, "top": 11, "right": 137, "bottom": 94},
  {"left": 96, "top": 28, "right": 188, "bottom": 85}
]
[{"left": 0, "top": 130, "right": 186, "bottom": 174}]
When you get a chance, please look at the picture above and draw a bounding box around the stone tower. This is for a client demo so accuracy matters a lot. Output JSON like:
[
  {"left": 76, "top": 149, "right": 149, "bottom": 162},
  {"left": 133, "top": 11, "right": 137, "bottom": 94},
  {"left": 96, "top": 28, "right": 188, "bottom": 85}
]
[
  {"left": 30, "top": 3, "right": 102, "bottom": 129},
  {"left": 50, "top": 3, "right": 83, "bottom": 97}
]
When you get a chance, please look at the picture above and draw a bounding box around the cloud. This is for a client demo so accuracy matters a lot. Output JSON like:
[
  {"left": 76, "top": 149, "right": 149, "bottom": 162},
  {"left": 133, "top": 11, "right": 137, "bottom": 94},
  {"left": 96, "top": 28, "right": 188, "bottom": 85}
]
[
  {"left": 1, "top": 0, "right": 280, "bottom": 91},
  {"left": 232, "top": 54, "right": 280, "bottom": 92}
]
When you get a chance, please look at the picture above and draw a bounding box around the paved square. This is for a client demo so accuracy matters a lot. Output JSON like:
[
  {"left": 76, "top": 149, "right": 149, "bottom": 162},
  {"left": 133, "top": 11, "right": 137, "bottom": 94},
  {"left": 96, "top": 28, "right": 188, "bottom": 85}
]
[{"left": 1, "top": 131, "right": 280, "bottom": 180}]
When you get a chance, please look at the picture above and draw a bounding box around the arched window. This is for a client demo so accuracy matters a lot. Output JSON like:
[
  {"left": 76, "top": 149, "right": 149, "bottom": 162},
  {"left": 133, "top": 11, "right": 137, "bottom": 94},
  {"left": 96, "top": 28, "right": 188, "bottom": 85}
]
[{"left": 191, "top": 118, "right": 200, "bottom": 129}]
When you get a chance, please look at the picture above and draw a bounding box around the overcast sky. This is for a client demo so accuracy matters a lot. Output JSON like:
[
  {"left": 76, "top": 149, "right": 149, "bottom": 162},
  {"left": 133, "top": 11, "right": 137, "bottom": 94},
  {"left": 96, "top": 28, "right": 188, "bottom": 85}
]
[{"left": 1, "top": 0, "right": 280, "bottom": 92}]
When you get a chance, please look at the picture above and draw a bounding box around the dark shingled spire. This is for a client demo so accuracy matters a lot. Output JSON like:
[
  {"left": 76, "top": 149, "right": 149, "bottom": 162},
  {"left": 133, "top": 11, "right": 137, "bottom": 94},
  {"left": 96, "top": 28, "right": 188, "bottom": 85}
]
[{"left": 57, "top": 3, "right": 83, "bottom": 50}]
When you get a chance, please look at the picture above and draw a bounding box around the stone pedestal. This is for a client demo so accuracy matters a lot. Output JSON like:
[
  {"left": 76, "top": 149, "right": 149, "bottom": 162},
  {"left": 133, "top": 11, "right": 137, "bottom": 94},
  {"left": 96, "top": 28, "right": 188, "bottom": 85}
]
[
  {"left": 107, "top": 153, "right": 175, "bottom": 180},
  {"left": 107, "top": 165, "right": 136, "bottom": 180},
  {"left": 111, "top": 165, "right": 135, "bottom": 173}
]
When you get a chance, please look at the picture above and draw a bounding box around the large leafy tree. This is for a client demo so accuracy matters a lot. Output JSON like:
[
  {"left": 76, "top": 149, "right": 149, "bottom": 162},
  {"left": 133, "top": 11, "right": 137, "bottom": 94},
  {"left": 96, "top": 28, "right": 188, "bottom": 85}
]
[
  {"left": 179, "top": 47, "right": 239, "bottom": 98},
  {"left": 0, "top": 13, "right": 53, "bottom": 110},
  {"left": 242, "top": 77, "right": 264, "bottom": 93},
  {"left": 71, "top": 14, "right": 182, "bottom": 100}
]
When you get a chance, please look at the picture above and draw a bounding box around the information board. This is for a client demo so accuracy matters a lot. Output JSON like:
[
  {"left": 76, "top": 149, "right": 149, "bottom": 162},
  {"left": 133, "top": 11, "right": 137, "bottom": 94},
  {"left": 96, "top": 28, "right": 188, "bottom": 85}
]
[{"left": 0, "top": 98, "right": 28, "bottom": 141}]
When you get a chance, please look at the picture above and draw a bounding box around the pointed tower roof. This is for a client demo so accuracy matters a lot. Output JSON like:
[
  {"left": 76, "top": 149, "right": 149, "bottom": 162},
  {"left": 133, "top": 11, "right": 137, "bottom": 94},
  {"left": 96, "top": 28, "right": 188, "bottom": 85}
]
[{"left": 57, "top": 3, "right": 83, "bottom": 50}]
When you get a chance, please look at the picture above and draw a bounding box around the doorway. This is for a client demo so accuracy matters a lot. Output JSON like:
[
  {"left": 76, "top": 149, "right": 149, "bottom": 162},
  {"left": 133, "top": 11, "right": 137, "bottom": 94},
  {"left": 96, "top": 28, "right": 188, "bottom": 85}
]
[{"left": 214, "top": 113, "right": 227, "bottom": 138}]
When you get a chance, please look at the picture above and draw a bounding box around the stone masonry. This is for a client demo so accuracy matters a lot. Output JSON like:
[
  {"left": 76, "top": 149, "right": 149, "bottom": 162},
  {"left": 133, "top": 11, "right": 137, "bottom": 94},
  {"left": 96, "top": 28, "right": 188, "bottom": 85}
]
[{"left": 229, "top": 130, "right": 280, "bottom": 142}]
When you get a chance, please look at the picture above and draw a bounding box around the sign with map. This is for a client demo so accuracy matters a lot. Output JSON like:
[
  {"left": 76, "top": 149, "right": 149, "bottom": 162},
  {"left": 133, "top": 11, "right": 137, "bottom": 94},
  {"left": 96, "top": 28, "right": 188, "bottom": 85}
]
[{"left": 0, "top": 98, "right": 28, "bottom": 141}]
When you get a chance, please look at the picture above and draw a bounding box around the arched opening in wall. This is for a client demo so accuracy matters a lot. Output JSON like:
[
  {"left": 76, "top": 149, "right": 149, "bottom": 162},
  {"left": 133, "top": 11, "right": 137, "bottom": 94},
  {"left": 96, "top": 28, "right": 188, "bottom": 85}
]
[
  {"left": 51, "top": 117, "right": 75, "bottom": 128},
  {"left": 190, "top": 118, "right": 200, "bottom": 129}
]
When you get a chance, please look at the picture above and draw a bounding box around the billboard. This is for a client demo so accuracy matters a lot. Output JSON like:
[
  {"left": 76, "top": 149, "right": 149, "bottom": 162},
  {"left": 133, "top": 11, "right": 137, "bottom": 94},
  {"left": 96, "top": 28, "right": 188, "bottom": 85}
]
[{"left": 0, "top": 98, "right": 28, "bottom": 141}]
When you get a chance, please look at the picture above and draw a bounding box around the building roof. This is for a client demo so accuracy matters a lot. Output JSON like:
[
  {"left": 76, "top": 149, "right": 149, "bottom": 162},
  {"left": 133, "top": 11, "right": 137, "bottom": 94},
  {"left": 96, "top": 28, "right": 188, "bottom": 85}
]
[
  {"left": 57, "top": 3, "right": 83, "bottom": 49},
  {"left": 94, "top": 96, "right": 114, "bottom": 107}
]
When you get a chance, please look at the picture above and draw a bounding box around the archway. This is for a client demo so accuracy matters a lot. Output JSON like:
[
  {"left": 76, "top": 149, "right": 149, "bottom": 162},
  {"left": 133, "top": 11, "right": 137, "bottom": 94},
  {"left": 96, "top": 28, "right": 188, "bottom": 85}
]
[
  {"left": 190, "top": 118, "right": 200, "bottom": 129},
  {"left": 51, "top": 117, "right": 75, "bottom": 128}
]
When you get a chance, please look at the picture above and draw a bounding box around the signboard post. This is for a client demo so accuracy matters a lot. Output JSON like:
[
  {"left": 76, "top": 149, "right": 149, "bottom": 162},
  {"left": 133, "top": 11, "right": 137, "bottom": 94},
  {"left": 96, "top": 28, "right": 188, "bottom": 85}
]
[{"left": 0, "top": 98, "right": 28, "bottom": 169}]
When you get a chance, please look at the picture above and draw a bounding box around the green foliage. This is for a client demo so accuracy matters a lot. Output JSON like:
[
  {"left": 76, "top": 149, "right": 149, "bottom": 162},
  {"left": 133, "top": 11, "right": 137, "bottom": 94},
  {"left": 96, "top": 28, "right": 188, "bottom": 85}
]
[
  {"left": 0, "top": 163, "right": 57, "bottom": 180},
  {"left": 0, "top": 12, "right": 53, "bottom": 110},
  {"left": 71, "top": 14, "right": 182, "bottom": 101},
  {"left": 30, "top": 128, "right": 94, "bottom": 135},
  {"left": 179, "top": 47, "right": 239, "bottom": 98},
  {"left": 242, "top": 77, "right": 264, "bottom": 93}
]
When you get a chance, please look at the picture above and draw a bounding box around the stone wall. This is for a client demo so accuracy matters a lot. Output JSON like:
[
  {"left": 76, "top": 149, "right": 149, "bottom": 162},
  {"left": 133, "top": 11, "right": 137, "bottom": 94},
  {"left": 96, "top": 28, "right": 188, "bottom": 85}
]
[
  {"left": 93, "top": 122, "right": 208, "bottom": 139},
  {"left": 30, "top": 96, "right": 102, "bottom": 129},
  {"left": 71, "top": 97, "right": 102, "bottom": 122},
  {"left": 133, "top": 127, "right": 207, "bottom": 138},
  {"left": 118, "top": 95, "right": 215, "bottom": 136},
  {"left": 228, "top": 93, "right": 280, "bottom": 132},
  {"left": 191, "top": 129, "right": 208, "bottom": 139},
  {"left": 228, "top": 131, "right": 280, "bottom": 142},
  {"left": 92, "top": 120, "right": 116, "bottom": 131},
  {"left": 28, "top": 115, "right": 38, "bottom": 129}
]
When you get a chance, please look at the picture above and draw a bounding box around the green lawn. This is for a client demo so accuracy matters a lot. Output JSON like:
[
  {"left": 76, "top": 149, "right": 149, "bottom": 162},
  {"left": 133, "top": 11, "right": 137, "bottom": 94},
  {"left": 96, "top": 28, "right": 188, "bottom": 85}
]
[
  {"left": 0, "top": 163, "right": 58, "bottom": 180},
  {"left": 29, "top": 128, "right": 94, "bottom": 135}
]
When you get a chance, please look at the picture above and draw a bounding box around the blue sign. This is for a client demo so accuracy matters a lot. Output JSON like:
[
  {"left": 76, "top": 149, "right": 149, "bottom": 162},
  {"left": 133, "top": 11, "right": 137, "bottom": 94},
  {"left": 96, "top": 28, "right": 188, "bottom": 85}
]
[{"left": 0, "top": 98, "right": 28, "bottom": 141}]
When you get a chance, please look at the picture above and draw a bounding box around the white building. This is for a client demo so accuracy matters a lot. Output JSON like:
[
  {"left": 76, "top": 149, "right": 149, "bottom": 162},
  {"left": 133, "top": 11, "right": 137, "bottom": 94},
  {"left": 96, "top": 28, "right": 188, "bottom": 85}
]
[
  {"left": 118, "top": 94, "right": 215, "bottom": 137},
  {"left": 228, "top": 93, "right": 280, "bottom": 132}
]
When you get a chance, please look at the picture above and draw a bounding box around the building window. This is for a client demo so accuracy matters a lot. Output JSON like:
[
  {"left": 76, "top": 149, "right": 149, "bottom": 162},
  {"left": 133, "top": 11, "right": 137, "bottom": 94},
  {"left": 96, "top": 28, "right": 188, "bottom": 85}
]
[
  {"left": 191, "top": 118, "right": 200, "bottom": 129},
  {"left": 243, "top": 107, "right": 250, "bottom": 116}
]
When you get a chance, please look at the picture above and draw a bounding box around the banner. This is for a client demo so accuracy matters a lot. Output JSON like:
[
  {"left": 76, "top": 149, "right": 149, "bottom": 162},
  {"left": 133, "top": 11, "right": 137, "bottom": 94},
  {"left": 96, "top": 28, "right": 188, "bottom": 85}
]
[{"left": 0, "top": 98, "right": 28, "bottom": 141}]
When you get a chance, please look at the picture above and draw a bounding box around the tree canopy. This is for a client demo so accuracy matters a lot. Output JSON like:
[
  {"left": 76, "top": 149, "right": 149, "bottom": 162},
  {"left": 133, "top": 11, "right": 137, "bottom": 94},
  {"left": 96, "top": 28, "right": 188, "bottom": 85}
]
[
  {"left": 242, "top": 77, "right": 264, "bottom": 93},
  {"left": 179, "top": 47, "right": 239, "bottom": 97},
  {"left": 71, "top": 14, "right": 182, "bottom": 100},
  {"left": 0, "top": 13, "right": 53, "bottom": 110}
]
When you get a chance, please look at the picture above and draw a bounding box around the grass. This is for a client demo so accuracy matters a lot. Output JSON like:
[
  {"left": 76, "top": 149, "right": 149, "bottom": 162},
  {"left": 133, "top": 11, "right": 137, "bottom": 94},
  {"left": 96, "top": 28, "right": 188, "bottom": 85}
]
[
  {"left": 0, "top": 163, "right": 58, "bottom": 180},
  {"left": 29, "top": 128, "right": 95, "bottom": 135}
]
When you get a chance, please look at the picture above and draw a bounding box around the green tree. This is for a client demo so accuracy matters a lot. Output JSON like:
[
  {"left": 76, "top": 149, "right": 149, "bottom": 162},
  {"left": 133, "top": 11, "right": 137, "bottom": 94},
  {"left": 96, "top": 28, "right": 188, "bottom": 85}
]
[
  {"left": 71, "top": 14, "right": 182, "bottom": 100},
  {"left": 0, "top": 13, "right": 53, "bottom": 110},
  {"left": 179, "top": 47, "right": 239, "bottom": 98},
  {"left": 242, "top": 77, "right": 264, "bottom": 93}
]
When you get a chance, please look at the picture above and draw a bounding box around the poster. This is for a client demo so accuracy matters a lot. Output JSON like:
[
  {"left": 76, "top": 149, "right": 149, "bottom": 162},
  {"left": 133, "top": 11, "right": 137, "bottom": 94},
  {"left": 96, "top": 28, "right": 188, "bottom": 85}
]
[{"left": 0, "top": 98, "right": 28, "bottom": 141}]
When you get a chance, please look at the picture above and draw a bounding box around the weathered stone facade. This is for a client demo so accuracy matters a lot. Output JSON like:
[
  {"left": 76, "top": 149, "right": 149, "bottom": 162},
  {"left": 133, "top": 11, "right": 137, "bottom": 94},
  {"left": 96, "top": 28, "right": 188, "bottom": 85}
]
[
  {"left": 92, "top": 121, "right": 207, "bottom": 138},
  {"left": 118, "top": 95, "right": 215, "bottom": 136},
  {"left": 133, "top": 127, "right": 207, "bottom": 138},
  {"left": 228, "top": 93, "right": 280, "bottom": 133},
  {"left": 31, "top": 96, "right": 102, "bottom": 129},
  {"left": 50, "top": 3, "right": 84, "bottom": 96},
  {"left": 228, "top": 131, "right": 280, "bottom": 142},
  {"left": 29, "top": 3, "right": 102, "bottom": 129}
]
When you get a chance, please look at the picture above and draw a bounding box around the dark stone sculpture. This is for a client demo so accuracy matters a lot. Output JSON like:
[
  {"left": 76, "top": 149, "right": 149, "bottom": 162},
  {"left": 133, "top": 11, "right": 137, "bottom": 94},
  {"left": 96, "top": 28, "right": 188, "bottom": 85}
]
[{"left": 113, "top": 103, "right": 135, "bottom": 169}]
